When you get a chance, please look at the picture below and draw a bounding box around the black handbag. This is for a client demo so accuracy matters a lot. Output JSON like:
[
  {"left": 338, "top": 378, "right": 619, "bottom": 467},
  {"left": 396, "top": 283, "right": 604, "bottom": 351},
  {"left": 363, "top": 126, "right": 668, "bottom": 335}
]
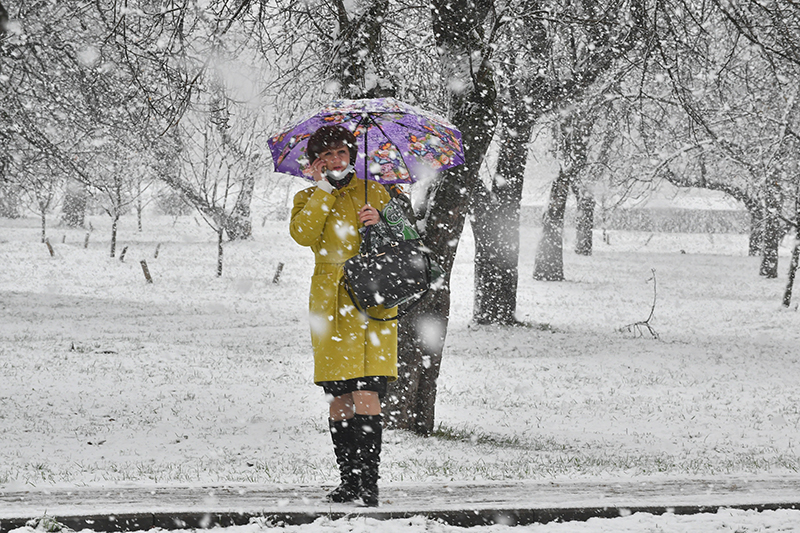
[{"left": 343, "top": 239, "right": 431, "bottom": 316}]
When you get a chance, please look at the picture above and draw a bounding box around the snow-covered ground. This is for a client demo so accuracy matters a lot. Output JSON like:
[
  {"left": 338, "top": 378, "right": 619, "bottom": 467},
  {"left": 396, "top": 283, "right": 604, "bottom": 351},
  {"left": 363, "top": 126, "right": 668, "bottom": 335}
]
[
  {"left": 1, "top": 213, "right": 799, "bottom": 532},
  {"left": 134, "top": 509, "right": 800, "bottom": 532}
]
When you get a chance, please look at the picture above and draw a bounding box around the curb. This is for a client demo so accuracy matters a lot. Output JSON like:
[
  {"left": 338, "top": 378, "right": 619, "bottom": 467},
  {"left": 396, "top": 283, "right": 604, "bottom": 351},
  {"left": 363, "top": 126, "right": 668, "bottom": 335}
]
[
  {"left": 4, "top": 502, "right": 800, "bottom": 532},
  {"left": 3, "top": 477, "right": 800, "bottom": 531}
]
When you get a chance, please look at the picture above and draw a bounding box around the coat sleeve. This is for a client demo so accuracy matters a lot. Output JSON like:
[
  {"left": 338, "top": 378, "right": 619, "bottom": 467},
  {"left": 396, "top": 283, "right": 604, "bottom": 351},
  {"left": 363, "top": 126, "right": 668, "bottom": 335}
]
[{"left": 290, "top": 187, "right": 337, "bottom": 247}]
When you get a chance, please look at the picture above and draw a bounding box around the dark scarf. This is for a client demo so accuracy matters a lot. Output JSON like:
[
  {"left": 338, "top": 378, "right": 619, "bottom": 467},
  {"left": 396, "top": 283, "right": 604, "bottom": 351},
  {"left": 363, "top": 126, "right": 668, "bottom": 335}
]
[{"left": 328, "top": 171, "right": 354, "bottom": 190}]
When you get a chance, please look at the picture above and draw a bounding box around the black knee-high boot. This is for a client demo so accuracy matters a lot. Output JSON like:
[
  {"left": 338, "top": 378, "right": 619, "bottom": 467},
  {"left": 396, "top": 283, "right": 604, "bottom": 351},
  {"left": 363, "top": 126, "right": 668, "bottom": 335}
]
[
  {"left": 352, "top": 414, "right": 382, "bottom": 507},
  {"left": 327, "top": 418, "right": 360, "bottom": 503}
]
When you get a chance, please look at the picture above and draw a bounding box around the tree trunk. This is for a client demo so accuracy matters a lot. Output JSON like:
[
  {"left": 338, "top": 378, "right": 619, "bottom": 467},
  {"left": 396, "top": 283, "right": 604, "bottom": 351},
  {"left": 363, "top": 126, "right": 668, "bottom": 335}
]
[
  {"left": 472, "top": 119, "right": 532, "bottom": 325},
  {"left": 782, "top": 191, "right": 800, "bottom": 307},
  {"left": 471, "top": 190, "right": 514, "bottom": 325},
  {"left": 40, "top": 210, "right": 47, "bottom": 244},
  {"left": 574, "top": 186, "right": 595, "bottom": 256},
  {"left": 386, "top": 0, "right": 497, "bottom": 435},
  {"left": 534, "top": 106, "right": 593, "bottom": 279},
  {"left": 333, "top": 0, "right": 392, "bottom": 99},
  {"left": 390, "top": 306, "right": 449, "bottom": 432},
  {"left": 217, "top": 225, "right": 224, "bottom": 277},
  {"left": 0, "top": 2, "right": 8, "bottom": 35},
  {"left": 748, "top": 201, "right": 765, "bottom": 257},
  {"left": 389, "top": 163, "right": 487, "bottom": 435},
  {"left": 469, "top": 0, "right": 643, "bottom": 319},
  {"left": 533, "top": 169, "right": 570, "bottom": 281},
  {"left": 110, "top": 212, "right": 119, "bottom": 258},
  {"left": 760, "top": 175, "right": 781, "bottom": 278},
  {"left": 470, "top": 7, "right": 547, "bottom": 327},
  {"left": 224, "top": 174, "right": 254, "bottom": 240},
  {"left": 783, "top": 226, "right": 800, "bottom": 307},
  {"left": 136, "top": 193, "right": 144, "bottom": 232}
]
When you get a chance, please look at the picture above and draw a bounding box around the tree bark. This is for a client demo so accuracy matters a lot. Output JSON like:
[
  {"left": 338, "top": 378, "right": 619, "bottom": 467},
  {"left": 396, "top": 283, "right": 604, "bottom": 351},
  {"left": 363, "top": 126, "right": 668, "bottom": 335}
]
[
  {"left": 574, "top": 186, "right": 595, "bottom": 256},
  {"left": 217, "top": 225, "right": 224, "bottom": 277},
  {"left": 760, "top": 174, "right": 781, "bottom": 278},
  {"left": 533, "top": 107, "right": 593, "bottom": 281},
  {"left": 785, "top": 239, "right": 800, "bottom": 307},
  {"left": 533, "top": 168, "right": 569, "bottom": 281},
  {"left": 40, "top": 210, "right": 47, "bottom": 244},
  {"left": 110, "top": 212, "right": 119, "bottom": 258},
  {"left": 472, "top": 119, "right": 532, "bottom": 325},
  {"left": 333, "top": 0, "right": 393, "bottom": 99},
  {"left": 0, "top": 2, "right": 7, "bottom": 34},
  {"left": 385, "top": 0, "right": 497, "bottom": 435},
  {"left": 782, "top": 192, "right": 800, "bottom": 307},
  {"left": 391, "top": 306, "right": 449, "bottom": 432},
  {"left": 748, "top": 200, "right": 765, "bottom": 257},
  {"left": 224, "top": 174, "right": 255, "bottom": 240}
]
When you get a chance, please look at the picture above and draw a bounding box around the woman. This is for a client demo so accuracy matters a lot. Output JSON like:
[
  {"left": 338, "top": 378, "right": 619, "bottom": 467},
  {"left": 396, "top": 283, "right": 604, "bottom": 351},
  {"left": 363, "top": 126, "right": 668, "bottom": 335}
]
[{"left": 289, "top": 125, "right": 397, "bottom": 507}]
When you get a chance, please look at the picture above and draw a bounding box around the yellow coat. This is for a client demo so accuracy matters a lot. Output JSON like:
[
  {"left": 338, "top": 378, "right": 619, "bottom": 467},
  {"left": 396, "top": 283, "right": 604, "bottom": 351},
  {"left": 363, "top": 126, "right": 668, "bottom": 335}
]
[{"left": 290, "top": 177, "right": 398, "bottom": 384}]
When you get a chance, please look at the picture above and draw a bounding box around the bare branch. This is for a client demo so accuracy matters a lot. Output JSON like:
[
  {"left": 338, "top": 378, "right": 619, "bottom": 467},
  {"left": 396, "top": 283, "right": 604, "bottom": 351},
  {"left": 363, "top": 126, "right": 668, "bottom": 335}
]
[{"left": 619, "top": 269, "right": 660, "bottom": 340}]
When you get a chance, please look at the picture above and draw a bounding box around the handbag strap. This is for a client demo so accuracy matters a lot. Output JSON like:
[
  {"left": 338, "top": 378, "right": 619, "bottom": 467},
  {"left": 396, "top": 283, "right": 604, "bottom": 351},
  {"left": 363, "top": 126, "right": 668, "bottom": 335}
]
[{"left": 344, "top": 279, "right": 430, "bottom": 322}]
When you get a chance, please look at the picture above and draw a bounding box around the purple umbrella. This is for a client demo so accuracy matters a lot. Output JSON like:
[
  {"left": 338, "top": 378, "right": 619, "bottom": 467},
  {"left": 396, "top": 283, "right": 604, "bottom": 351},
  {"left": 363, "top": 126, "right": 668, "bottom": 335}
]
[{"left": 267, "top": 97, "right": 465, "bottom": 184}]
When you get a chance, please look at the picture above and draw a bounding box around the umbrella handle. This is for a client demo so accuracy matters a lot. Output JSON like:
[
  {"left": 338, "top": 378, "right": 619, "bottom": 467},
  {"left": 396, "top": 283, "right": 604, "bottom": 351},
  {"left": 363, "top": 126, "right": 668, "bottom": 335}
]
[
  {"left": 364, "top": 115, "right": 369, "bottom": 207},
  {"left": 361, "top": 113, "right": 372, "bottom": 254}
]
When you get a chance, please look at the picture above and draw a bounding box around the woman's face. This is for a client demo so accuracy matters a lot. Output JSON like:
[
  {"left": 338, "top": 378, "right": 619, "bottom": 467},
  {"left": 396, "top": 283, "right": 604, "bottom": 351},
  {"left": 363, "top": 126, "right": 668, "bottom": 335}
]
[{"left": 317, "top": 144, "right": 351, "bottom": 172}]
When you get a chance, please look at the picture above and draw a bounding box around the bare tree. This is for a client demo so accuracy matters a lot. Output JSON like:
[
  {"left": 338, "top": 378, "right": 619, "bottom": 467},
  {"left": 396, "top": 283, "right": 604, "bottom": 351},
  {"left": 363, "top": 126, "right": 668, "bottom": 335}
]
[
  {"left": 385, "top": 0, "right": 500, "bottom": 435},
  {"left": 533, "top": 105, "right": 599, "bottom": 280},
  {"left": 165, "top": 85, "right": 264, "bottom": 275},
  {"left": 132, "top": 174, "right": 156, "bottom": 233},
  {"left": 1, "top": 1, "right": 172, "bottom": 248},
  {"left": 11, "top": 150, "right": 63, "bottom": 242},
  {"left": 1, "top": 2, "right": 95, "bottom": 215},
  {"left": 605, "top": 1, "right": 800, "bottom": 276},
  {"left": 572, "top": 109, "right": 616, "bottom": 256},
  {"left": 82, "top": 136, "right": 160, "bottom": 257},
  {"left": 473, "top": 0, "right": 646, "bottom": 320}
]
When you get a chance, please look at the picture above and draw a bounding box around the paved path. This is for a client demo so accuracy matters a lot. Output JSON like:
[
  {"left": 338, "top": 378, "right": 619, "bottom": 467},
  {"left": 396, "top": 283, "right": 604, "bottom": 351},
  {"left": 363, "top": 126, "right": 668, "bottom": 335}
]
[{"left": 2, "top": 476, "right": 800, "bottom": 531}]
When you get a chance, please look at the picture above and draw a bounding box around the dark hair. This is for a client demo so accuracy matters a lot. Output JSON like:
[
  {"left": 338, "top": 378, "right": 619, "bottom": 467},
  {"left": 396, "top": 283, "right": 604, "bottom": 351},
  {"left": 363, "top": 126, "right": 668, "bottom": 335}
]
[{"left": 307, "top": 125, "right": 357, "bottom": 165}]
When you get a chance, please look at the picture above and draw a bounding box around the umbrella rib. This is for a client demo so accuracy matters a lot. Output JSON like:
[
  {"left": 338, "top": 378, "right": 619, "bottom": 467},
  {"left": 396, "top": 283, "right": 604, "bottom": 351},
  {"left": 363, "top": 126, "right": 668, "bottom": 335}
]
[{"left": 365, "top": 111, "right": 417, "bottom": 178}]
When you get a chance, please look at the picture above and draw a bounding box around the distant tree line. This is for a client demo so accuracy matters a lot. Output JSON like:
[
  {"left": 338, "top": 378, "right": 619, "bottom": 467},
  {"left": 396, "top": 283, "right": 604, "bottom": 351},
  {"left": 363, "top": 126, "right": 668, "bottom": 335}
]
[{"left": 520, "top": 205, "right": 753, "bottom": 235}]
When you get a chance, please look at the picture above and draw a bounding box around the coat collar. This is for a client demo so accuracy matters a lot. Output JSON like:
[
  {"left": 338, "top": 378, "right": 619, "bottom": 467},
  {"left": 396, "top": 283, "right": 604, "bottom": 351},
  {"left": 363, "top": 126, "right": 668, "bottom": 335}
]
[{"left": 334, "top": 174, "right": 365, "bottom": 195}]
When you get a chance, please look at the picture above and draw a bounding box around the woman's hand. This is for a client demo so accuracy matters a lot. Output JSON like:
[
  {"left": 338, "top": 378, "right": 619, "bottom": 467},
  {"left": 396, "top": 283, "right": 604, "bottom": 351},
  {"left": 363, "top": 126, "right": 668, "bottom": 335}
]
[
  {"left": 359, "top": 205, "right": 381, "bottom": 226},
  {"left": 310, "top": 158, "right": 327, "bottom": 182}
]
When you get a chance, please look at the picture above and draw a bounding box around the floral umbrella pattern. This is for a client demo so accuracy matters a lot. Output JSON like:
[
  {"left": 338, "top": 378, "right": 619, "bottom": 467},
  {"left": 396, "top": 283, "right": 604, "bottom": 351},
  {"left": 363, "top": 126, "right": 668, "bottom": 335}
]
[{"left": 268, "top": 97, "right": 464, "bottom": 184}]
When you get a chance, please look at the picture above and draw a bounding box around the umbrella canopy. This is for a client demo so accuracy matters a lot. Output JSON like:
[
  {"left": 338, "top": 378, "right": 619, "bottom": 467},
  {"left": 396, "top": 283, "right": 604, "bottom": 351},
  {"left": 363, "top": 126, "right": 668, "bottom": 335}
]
[{"left": 268, "top": 97, "right": 464, "bottom": 184}]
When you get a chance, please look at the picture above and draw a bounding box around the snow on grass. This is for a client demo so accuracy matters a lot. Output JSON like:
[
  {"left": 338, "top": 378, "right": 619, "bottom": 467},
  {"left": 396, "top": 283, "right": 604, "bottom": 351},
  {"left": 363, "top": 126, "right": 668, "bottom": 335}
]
[{"left": 1, "top": 214, "right": 799, "bottom": 530}]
